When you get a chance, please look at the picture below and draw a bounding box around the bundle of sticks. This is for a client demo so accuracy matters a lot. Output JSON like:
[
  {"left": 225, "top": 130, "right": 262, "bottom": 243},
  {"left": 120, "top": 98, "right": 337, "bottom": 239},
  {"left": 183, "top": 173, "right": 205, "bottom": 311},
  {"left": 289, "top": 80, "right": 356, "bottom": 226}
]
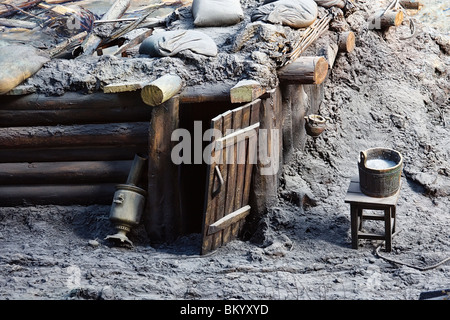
[{"left": 280, "top": 13, "right": 332, "bottom": 67}]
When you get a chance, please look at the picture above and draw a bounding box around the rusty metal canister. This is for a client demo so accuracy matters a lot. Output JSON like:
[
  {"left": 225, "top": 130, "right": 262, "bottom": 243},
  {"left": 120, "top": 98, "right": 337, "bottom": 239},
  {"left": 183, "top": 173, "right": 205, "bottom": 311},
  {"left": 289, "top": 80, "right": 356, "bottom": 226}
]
[{"left": 358, "top": 148, "right": 403, "bottom": 198}]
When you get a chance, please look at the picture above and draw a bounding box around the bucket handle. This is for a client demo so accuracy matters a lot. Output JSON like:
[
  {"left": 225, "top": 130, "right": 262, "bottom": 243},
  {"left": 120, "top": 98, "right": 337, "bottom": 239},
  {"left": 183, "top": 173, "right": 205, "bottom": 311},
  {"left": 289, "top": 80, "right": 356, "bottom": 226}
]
[{"left": 360, "top": 151, "right": 367, "bottom": 167}]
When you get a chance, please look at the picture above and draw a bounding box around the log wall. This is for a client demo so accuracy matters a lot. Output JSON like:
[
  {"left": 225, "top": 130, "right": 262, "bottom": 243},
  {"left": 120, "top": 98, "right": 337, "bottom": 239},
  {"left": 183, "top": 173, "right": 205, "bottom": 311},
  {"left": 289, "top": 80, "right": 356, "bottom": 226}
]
[{"left": 0, "top": 92, "right": 151, "bottom": 206}]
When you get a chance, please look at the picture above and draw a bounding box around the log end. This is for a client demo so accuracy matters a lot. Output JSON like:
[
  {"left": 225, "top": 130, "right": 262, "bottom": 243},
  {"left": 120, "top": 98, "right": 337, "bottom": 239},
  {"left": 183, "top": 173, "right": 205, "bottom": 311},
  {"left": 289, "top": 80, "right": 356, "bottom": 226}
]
[
  {"left": 141, "top": 85, "right": 164, "bottom": 107},
  {"left": 314, "top": 56, "right": 329, "bottom": 85},
  {"left": 339, "top": 31, "right": 356, "bottom": 53}
]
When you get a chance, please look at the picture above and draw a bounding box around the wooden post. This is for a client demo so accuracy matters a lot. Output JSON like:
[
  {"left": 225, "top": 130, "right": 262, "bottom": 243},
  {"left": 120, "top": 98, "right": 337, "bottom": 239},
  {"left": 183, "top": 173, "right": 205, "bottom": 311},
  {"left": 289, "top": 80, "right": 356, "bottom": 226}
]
[
  {"left": 338, "top": 31, "right": 356, "bottom": 53},
  {"left": 144, "top": 96, "right": 182, "bottom": 243},
  {"left": 141, "top": 74, "right": 183, "bottom": 107},
  {"left": 230, "top": 80, "right": 265, "bottom": 104},
  {"left": 277, "top": 56, "right": 329, "bottom": 85}
]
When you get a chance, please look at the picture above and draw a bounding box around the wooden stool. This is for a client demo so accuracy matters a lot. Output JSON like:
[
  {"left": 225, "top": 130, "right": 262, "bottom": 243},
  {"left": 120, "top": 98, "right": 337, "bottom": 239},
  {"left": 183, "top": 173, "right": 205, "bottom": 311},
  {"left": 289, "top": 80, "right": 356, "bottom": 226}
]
[{"left": 344, "top": 176, "right": 401, "bottom": 252}]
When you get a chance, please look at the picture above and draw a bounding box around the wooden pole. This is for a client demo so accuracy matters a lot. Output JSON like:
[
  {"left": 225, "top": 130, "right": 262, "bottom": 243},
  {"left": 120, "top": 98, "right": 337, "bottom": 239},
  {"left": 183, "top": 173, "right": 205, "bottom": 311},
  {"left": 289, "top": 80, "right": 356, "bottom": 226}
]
[
  {"left": 144, "top": 96, "right": 182, "bottom": 243},
  {"left": 141, "top": 74, "right": 183, "bottom": 107},
  {"left": 318, "top": 42, "right": 339, "bottom": 69},
  {"left": 277, "top": 56, "right": 329, "bottom": 85}
]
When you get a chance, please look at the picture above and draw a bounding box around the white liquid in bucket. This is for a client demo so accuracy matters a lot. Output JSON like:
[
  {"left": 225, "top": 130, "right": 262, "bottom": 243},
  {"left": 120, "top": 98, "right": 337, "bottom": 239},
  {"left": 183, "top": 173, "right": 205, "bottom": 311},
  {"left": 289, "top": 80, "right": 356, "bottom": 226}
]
[{"left": 366, "top": 159, "right": 397, "bottom": 169}]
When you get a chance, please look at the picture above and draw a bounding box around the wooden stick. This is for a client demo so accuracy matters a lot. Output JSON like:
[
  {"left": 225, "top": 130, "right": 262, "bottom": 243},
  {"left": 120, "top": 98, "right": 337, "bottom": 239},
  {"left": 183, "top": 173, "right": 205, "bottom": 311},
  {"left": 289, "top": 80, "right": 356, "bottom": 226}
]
[
  {"left": 112, "top": 28, "right": 153, "bottom": 56},
  {"left": 141, "top": 74, "right": 183, "bottom": 107},
  {"left": 278, "top": 56, "right": 329, "bottom": 85},
  {"left": 80, "top": 0, "right": 131, "bottom": 56}
]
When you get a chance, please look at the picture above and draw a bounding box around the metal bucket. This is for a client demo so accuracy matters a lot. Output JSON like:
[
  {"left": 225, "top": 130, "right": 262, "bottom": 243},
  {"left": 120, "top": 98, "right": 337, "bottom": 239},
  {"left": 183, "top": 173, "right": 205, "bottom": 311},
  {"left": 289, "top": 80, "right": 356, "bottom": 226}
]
[{"left": 358, "top": 148, "right": 403, "bottom": 198}]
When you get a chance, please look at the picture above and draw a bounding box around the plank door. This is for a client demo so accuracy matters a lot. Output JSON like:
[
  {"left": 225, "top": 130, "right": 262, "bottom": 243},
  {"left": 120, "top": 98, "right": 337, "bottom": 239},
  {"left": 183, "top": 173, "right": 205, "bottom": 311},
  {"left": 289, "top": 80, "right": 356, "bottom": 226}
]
[{"left": 201, "top": 99, "right": 261, "bottom": 255}]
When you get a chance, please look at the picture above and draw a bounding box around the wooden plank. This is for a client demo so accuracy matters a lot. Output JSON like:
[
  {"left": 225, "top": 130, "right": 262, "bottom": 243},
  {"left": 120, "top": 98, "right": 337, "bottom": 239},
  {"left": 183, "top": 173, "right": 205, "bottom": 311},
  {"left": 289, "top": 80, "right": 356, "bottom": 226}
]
[
  {"left": 212, "top": 110, "right": 232, "bottom": 251},
  {"left": 345, "top": 181, "right": 400, "bottom": 206},
  {"left": 230, "top": 80, "right": 265, "bottom": 104},
  {"left": 214, "top": 122, "right": 259, "bottom": 150},
  {"left": 201, "top": 114, "right": 223, "bottom": 255},
  {"left": 222, "top": 107, "right": 243, "bottom": 244},
  {"left": 232, "top": 104, "right": 251, "bottom": 239},
  {"left": 207, "top": 205, "right": 251, "bottom": 235},
  {"left": 144, "top": 97, "right": 181, "bottom": 243}
]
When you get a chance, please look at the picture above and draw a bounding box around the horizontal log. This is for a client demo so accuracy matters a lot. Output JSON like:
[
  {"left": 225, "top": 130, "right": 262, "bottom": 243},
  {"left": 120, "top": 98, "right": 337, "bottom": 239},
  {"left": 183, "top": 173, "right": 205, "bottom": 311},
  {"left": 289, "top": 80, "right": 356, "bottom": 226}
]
[
  {"left": 0, "top": 184, "right": 116, "bottom": 206},
  {"left": 380, "top": 10, "right": 404, "bottom": 28},
  {"left": 141, "top": 74, "right": 183, "bottom": 107},
  {"left": 0, "top": 107, "right": 151, "bottom": 127},
  {"left": 0, "top": 160, "right": 132, "bottom": 185},
  {"left": 0, "top": 18, "right": 37, "bottom": 29},
  {"left": 0, "top": 122, "right": 148, "bottom": 149},
  {"left": 0, "top": 145, "right": 147, "bottom": 163},
  {"left": 179, "top": 84, "right": 232, "bottom": 103},
  {"left": 277, "top": 56, "right": 329, "bottom": 85},
  {"left": 0, "top": 91, "right": 146, "bottom": 110}
]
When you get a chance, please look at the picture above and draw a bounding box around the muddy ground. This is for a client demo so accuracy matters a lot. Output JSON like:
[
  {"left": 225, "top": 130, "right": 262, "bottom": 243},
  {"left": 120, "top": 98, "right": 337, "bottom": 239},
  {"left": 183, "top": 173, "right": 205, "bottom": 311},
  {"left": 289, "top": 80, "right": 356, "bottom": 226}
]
[{"left": 0, "top": 1, "right": 449, "bottom": 301}]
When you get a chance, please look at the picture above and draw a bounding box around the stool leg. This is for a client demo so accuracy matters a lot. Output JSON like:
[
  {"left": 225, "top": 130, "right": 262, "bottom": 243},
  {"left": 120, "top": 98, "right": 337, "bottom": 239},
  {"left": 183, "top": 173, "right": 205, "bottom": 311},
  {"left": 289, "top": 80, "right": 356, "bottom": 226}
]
[
  {"left": 351, "top": 205, "right": 359, "bottom": 249},
  {"left": 392, "top": 205, "right": 396, "bottom": 234},
  {"left": 358, "top": 208, "right": 363, "bottom": 231},
  {"left": 384, "top": 207, "right": 392, "bottom": 252}
]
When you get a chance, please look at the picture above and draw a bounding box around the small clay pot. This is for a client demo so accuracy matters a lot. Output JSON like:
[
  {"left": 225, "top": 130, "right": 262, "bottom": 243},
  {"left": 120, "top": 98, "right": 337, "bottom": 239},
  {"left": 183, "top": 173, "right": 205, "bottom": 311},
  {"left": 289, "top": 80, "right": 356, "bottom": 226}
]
[{"left": 304, "top": 114, "right": 327, "bottom": 137}]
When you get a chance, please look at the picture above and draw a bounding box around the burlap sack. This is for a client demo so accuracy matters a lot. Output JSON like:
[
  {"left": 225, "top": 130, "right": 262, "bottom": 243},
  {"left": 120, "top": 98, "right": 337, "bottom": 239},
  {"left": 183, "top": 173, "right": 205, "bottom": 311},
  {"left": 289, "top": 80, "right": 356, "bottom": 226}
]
[
  {"left": 0, "top": 45, "right": 49, "bottom": 95},
  {"left": 252, "top": 0, "right": 318, "bottom": 29},
  {"left": 139, "top": 30, "right": 218, "bottom": 57},
  {"left": 192, "top": 0, "right": 244, "bottom": 27}
]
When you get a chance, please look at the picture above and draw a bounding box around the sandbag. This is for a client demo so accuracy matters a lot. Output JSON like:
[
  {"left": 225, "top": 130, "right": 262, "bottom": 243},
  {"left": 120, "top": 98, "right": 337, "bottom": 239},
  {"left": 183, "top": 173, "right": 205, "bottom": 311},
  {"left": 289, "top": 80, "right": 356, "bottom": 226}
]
[
  {"left": 314, "top": 0, "right": 346, "bottom": 8},
  {"left": 192, "top": 0, "right": 244, "bottom": 27},
  {"left": 0, "top": 45, "right": 49, "bottom": 95},
  {"left": 252, "top": 0, "right": 318, "bottom": 29},
  {"left": 139, "top": 30, "right": 218, "bottom": 57}
]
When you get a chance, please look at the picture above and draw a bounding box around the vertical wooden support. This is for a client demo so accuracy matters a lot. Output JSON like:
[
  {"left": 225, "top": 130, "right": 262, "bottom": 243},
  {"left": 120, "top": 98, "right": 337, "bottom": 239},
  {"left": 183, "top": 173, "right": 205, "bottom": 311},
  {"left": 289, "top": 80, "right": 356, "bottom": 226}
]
[
  {"left": 144, "top": 96, "right": 182, "bottom": 243},
  {"left": 250, "top": 88, "right": 283, "bottom": 217}
]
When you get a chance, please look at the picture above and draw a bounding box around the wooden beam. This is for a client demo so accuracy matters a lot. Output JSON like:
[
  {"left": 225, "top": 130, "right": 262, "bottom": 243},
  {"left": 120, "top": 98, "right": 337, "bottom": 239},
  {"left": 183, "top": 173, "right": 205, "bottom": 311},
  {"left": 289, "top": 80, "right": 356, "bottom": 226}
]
[
  {"left": 230, "top": 80, "right": 265, "bottom": 104},
  {"left": 277, "top": 56, "right": 329, "bottom": 85},
  {"left": 207, "top": 205, "right": 251, "bottom": 235},
  {"left": 144, "top": 96, "right": 182, "bottom": 243},
  {"left": 141, "top": 74, "right": 183, "bottom": 107},
  {"left": 103, "top": 81, "right": 146, "bottom": 94}
]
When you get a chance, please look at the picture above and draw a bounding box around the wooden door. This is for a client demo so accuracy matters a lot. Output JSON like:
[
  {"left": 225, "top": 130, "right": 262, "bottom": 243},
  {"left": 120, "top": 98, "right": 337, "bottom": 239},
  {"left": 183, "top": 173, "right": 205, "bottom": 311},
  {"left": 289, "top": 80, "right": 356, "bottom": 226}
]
[{"left": 201, "top": 99, "right": 261, "bottom": 254}]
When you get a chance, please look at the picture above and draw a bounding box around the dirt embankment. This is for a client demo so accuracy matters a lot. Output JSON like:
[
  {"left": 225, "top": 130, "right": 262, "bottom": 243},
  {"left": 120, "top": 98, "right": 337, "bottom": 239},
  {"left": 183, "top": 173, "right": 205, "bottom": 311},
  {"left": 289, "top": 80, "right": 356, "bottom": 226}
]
[{"left": 0, "top": 0, "right": 449, "bottom": 300}]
